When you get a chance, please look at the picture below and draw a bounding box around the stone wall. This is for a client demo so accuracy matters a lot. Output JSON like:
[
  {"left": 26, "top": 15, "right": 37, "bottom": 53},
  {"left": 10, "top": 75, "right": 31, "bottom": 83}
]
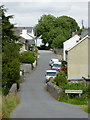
[
  {"left": 47, "top": 82, "right": 62, "bottom": 100},
  {"left": 20, "top": 64, "right": 32, "bottom": 73},
  {"left": 54, "top": 48, "right": 63, "bottom": 55},
  {"left": 20, "top": 60, "right": 37, "bottom": 73}
]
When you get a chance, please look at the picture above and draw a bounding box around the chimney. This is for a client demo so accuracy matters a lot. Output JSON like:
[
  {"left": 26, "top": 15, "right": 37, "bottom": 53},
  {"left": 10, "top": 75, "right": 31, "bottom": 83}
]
[
  {"left": 22, "top": 27, "right": 27, "bottom": 34},
  {"left": 75, "top": 30, "right": 78, "bottom": 35}
]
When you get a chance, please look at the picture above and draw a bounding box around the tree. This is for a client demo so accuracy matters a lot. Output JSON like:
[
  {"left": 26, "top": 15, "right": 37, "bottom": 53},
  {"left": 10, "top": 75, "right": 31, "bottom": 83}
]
[
  {"left": 1, "top": 5, "right": 20, "bottom": 94},
  {"left": 34, "top": 14, "right": 81, "bottom": 48},
  {"left": 51, "top": 35, "right": 66, "bottom": 49},
  {"left": 34, "top": 14, "right": 56, "bottom": 46}
]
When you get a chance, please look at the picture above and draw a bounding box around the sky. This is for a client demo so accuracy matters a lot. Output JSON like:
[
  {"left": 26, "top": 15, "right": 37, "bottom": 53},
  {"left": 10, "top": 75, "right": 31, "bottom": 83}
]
[{"left": 1, "top": 0, "right": 89, "bottom": 28}]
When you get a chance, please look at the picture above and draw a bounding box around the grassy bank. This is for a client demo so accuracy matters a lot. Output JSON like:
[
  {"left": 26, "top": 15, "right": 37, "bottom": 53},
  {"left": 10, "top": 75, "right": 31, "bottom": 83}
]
[
  {"left": 59, "top": 93, "right": 88, "bottom": 105},
  {"left": 82, "top": 106, "right": 90, "bottom": 113},
  {"left": 0, "top": 92, "right": 2, "bottom": 119},
  {"left": 2, "top": 95, "right": 20, "bottom": 118}
]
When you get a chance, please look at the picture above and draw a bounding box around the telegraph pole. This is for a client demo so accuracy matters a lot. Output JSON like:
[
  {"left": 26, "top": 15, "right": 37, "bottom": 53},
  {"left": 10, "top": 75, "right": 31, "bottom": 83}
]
[
  {"left": 82, "top": 19, "right": 84, "bottom": 29},
  {"left": 35, "top": 28, "right": 37, "bottom": 47}
]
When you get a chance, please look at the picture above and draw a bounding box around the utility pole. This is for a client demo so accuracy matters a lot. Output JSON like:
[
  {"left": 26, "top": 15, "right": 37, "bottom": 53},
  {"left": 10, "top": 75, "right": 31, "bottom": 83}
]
[
  {"left": 36, "top": 28, "right": 37, "bottom": 47},
  {"left": 82, "top": 19, "right": 84, "bottom": 29}
]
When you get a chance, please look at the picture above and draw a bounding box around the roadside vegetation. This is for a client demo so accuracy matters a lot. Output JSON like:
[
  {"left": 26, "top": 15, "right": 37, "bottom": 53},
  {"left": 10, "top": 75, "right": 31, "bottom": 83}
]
[
  {"left": 1, "top": 5, "right": 39, "bottom": 118},
  {"left": 52, "top": 61, "right": 89, "bottom": 106},
  {"left": 1, "top": 5, "right": 22, "bottom": 118},
  {"left": 2, "top": 95, "right": 20, "bottom": 118},
  {"left": 2, "top": 5, "right": 21, "bottom": 95},
  {"left": 20, "top": 51, "right": 35, "bottom": 64}
]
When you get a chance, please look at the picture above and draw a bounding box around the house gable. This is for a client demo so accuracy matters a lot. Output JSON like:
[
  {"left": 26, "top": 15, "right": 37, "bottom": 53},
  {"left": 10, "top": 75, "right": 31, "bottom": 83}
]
[{"left": 68, "top": 36, "right": 89, "bottom": 80}]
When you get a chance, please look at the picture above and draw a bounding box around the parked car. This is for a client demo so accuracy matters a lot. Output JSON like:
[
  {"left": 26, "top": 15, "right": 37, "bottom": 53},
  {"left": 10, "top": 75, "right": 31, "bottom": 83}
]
[
  {"left": 52, "top": 68, "right": 59, "bottom": 72},
  {"left": 52, "top": 62, "right": 62, "bottom": 71},
  {"left": 50, "top": 48, "right": 53, "bottom": 51},
  {"left": 45, "top": 70, "right": 57, "bottom": 83},
  {"left": 49, "top": 58, "right": 59, "bottom": 66}
]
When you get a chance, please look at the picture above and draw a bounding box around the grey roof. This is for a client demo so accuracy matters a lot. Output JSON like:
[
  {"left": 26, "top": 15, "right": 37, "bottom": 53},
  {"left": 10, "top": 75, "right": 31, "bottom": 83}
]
[
  {"left": 12, "top": 28, "right": 26, "bottom": 44},
  {"left": 16, "top": 27, "right": 33, "bottom": 34},
  {"left": 80, "top": 28, "right": 88, "bottom": 38}
]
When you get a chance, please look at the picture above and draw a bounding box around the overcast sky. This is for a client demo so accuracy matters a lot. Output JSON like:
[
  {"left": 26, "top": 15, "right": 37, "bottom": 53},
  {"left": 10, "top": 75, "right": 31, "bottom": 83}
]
[{"left": 1, "top": 0, "right": 89, "bottom": 28}]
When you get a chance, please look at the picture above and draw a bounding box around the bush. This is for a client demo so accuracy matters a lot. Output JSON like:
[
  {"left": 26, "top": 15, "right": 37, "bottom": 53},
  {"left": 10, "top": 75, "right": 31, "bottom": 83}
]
[
  {"left": 68, "top": 82, "right": 88, "bottom": 93},
  {"left": 54, "top": 71, "right": 69, "bottom": 88},
  {"left": 20, "top": 51, "right": 35, "bottom": 64},
  {"left": 2, "top": 58, "right": 20, "bottom": 95}
]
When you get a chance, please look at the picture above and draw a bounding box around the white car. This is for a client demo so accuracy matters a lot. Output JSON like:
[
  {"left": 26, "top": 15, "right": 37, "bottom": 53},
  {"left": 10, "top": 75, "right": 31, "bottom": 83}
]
[
  {"left": 52, "top": 62, "right": 62, "bottom": 71},
  {"left": 49, "top": 58, "right": 59, "bottom": 66},
  {"left": 45, "top": 70, "right": 57, "bottom": 83}
]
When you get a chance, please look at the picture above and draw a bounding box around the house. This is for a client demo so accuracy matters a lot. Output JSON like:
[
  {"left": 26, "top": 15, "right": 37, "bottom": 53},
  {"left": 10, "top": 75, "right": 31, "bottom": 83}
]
[
  {"left": 67, "top": 35, "right": 90, "bottom": 83},
  {"left": 17, "top": 27, "right": 43, "bottom": 48},
  {"left": 13, "top": 28, "right": 28, "bottom": 53},
  {"left": 63, "top": 31, "right": 80, "bottom": 61},
  {"left": 63, "top": 29, "right": 89, "bottom": 61},
  {"left": 19, "top": 27, "right": 35, "bottom": 46},
  {"left": 79, "top": 28, "right": 88, "bottom": 39}
]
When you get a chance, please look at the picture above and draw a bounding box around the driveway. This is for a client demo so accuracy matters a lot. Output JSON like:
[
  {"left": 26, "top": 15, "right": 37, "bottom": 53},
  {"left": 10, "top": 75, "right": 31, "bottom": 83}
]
[{"left": 11, "top": 50, "right": 88, "bottom": 118}]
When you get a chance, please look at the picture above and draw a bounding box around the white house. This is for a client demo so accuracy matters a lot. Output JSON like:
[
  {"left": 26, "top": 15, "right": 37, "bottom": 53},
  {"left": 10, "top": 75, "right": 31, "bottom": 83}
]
[
  {"left": 19, "top": 27, "right": 43, "bottom": 47},
  {"left": 20, "top": 27, "right": 35, "bottom": 44},
  {"left": 63, "top": 34, "right": 80, "bottom": 61}
]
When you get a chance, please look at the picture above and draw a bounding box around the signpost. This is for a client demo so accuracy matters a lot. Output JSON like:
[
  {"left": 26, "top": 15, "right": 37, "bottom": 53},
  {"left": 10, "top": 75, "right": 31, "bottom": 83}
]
[{"left": 65, "top": 90, "right": 83, "bottom": 97}]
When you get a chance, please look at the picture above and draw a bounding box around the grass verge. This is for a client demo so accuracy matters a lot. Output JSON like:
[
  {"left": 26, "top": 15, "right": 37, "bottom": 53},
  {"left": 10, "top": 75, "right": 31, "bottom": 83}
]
[
  {"left": 0, "top": 92, "right": 2, "bottom": 119},
  {"left": 2, "top": 95, "right": 20, "bottom": 118},
  {"left": 59, "top": 93, "right": 88, "bottom": 105},
  {"left": 82, "top": 106, "right": 90, "bottom": 113}
]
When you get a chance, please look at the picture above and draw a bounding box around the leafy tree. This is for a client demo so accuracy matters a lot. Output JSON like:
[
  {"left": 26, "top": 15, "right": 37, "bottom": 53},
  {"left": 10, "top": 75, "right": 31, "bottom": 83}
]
[
  {"left": 1, "top": 5, "right": 20, "bottom": 94},
  {"left": 34, "top": 14, "right": 81, "bottom": 48},
  {"left": 34, "top": 14, "right": 56, "bottom": 46},
  {"left": 51, "top": 35, "right": 66, "bottom": 48}
]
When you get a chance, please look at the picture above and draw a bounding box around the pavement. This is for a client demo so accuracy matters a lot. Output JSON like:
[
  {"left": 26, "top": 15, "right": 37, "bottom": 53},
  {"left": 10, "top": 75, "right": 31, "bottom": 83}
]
[{"left": 11, "top": 50, "right": 88, "bottom": 118}]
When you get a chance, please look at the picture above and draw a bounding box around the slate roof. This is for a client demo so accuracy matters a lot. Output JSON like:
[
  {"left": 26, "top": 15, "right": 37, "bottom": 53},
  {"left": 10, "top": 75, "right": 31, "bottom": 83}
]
[
  {"left": 16, "top": 27, "right": 33, "bottom": 34},
  {"left": 12, "top": 28, "right": 26, "bottom": 44},
  {"left": 67, "top": 35, "right": 90, "bottom": 52},
  {"left": 80, "top": 28, "right": 88, "bottom": 38}
]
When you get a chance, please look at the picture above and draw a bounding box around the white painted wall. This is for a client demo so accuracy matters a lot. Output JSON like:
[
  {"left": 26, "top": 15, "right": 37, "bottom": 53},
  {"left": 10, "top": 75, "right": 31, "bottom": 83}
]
[
  {"left": 35, "top": 38, "right": 43, "bottom": 47},
  {"left": 63, "top": 35, "right": 80, "bottom": 60},
  {"left": 20, "top": 29, "right": 34, "bottom": 40}
]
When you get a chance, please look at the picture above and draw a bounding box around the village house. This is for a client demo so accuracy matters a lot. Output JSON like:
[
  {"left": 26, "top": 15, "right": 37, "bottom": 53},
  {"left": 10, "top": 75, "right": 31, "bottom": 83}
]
[
  {"left": 67, "top": 35, "right": 90, "bottom": 85},
  {"left": 63, "top": 31, "right": 80, "bottom": 61},
  {"left": 17, "top": 27, "right": 43, "bottom": 48}
]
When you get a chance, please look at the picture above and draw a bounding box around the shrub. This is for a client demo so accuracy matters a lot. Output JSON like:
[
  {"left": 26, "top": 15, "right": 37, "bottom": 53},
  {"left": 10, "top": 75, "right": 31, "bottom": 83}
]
[
  {"left": 2, "top": 58, "right": 20, "bottom": 95},
  {"left": 68, "top": 82, "right": 88, "bottom": 93},
  {"left": 20, "top": 51, "right": 35, "bottom": 64},
  {"left": 54, "top": 71, "right": 69, "bottom": 88}
]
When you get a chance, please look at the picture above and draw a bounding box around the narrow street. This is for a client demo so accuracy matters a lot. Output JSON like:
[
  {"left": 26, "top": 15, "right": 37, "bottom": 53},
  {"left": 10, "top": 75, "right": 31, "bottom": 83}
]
[{"left": 11, "top": 50, "right": 88, "bottom": 118}]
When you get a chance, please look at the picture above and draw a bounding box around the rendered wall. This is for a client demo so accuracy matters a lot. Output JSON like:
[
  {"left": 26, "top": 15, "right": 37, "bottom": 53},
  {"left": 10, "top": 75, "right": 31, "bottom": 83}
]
[{"left": 68, "top": 38, "right": 88, "bottom": 79}]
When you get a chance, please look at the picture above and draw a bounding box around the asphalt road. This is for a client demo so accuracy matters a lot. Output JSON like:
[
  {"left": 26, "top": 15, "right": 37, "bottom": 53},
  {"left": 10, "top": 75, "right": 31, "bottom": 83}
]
[{"left": 11, "top": 50, "right": 88, "bottom": 118}]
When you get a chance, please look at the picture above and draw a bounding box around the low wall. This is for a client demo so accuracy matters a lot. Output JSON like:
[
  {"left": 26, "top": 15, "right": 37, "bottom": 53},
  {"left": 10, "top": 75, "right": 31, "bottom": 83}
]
[
  {"left": 54, "top": 48, "right": 63, "bottom": 55},
  {"left": 20, "top": 64, "right": 32, "bottom": 73},
  {"left": 20, "top": 61, "right": 37, "bottom": 73},
  {"left": 47, "top": 82, "right": 62, "bottom": 100}
]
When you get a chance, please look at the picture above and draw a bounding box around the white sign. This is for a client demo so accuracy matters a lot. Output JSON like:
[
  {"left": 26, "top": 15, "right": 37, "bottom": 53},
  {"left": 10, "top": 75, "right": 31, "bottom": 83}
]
[{"left": 65, "top": 90, "right": 83, "bottom": 94}]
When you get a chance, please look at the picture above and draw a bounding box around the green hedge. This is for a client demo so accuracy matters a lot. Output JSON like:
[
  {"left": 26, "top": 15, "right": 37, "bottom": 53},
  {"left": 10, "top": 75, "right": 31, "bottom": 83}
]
[
  {"left": 53, "top": 71, "right": 89, "bottom": 105},
  {"left": 20, "top": 51, "right": 35, "bottom": 64}
]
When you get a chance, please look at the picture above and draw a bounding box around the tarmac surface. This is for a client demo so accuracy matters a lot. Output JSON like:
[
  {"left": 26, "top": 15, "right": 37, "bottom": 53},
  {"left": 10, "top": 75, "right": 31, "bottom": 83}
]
[{"left": 11, "top": 50, "right": 88, "bottom": 118}]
